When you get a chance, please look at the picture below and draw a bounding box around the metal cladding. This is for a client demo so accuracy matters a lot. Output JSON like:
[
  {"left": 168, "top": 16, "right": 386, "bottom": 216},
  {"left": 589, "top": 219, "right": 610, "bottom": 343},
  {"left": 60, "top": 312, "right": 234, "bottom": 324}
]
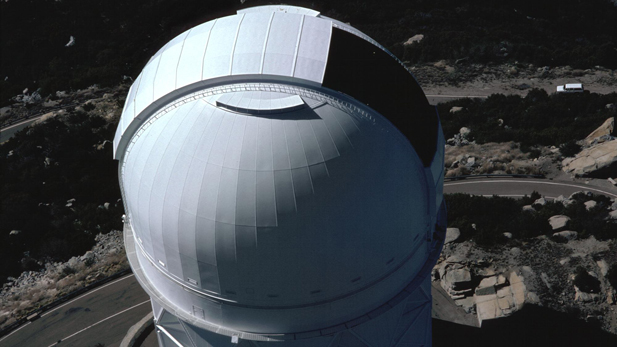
[{"left": 115, "top": 5, "right": 446, "bottom": 346}]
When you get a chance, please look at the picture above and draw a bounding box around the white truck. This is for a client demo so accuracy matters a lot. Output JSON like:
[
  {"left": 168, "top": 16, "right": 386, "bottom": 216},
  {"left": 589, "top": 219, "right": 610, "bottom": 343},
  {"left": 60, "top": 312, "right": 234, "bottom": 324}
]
[{"left": 556, "top": 83, "right": 584, "bottom": 93}]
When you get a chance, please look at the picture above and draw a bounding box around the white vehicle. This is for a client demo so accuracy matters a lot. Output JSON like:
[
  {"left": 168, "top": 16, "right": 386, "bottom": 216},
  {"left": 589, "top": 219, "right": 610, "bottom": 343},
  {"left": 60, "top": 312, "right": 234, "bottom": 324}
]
[{"left": 556, "top": 83, "right": 584, "bottom": 93}]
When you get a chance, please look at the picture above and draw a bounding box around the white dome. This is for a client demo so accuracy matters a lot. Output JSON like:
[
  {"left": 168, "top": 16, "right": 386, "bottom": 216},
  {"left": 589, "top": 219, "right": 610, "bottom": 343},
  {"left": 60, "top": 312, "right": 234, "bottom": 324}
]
[{"left": 116, "top": 5, "right": 445, "bottom": 338}]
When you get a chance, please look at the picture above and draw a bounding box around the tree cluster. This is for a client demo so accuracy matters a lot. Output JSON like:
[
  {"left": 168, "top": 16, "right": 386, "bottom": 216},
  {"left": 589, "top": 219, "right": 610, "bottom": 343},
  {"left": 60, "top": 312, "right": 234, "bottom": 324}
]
[
  {"left": 445, "top": 191, "right": 615, "bottom": 247},
  {"left": 438, "top": 90, "right": 617, "bottom": 150},
  {"left": 0, "top": 110, "right": 122, "bottom": 283},
  {"left": 2, "top": 0, "right": 616, "bottom": 106}
]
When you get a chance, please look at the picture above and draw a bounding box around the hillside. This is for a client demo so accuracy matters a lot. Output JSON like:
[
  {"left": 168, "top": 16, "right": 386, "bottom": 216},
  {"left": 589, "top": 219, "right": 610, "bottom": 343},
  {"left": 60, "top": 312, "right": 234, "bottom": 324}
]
[{"left": 2, "top": 0, "right": 616, "bottom": 106}]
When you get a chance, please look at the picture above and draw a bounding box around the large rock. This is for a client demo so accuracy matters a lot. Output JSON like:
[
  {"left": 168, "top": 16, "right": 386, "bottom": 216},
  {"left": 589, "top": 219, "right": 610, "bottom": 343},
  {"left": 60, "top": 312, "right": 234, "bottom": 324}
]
[
  {"left": 532, "top": 197, "right": 546, "bottom": 206},
  {"left": 562, "top": 139, "right": 617, "bottom": 178},
  {"left": 403, "top": 34, "right": 424, "bottom": 45},
  {"left": 548, "top": 215, "right": 571, "bottom": 230},
  {"left": 574, "top": 285, "right": 599, "bottom": 302},
  {"left": 459, "top": 127, "right": 471, "bottom": 137},
  {"left": 584, "top": 200, "right": 597, "bottom": 210},
  {"left": 584, "top": 117, "right": 614, "bottom": 145},
  {"left": 445, "top": 228, "right": 461, "bottom": 244},
  {"left": 444, "top": 268, "right": 472, "bottom": 291}
]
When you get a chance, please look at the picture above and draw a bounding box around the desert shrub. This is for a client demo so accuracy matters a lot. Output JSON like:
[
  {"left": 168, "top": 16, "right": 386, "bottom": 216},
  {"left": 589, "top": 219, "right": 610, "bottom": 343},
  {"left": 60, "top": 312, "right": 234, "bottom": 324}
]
[
  {"left": 607, "top": 265, "right": 617, "bottom": 290},
  {"left": 438, "top": 90, "right": 617, "bottom": 148},
  {"left": 0, "top": 110, "right": 122, "bottom": 283},
  {"left": 560, "top": 141, "right": 582, "bottom": 158},
  {"left": 521, "top": 191, "right": 542, "bottom": 205},
  {"left": 3, "top": 1, "right": 617, "bottom": 107},
  {"left": 446, "top": 193, "right": 550, "bottom": 246},
  {"left": 83, "top": 102, "right": 96, "bottom": 112},
  {"left": 446, "top": 191, "right": 614, "bottom": 246},
  {"left": 61, "top": 265, "right": 76, "bottom": 278},
  {"left": 573, "top": 266, "right": 601, "bottom": 293}
]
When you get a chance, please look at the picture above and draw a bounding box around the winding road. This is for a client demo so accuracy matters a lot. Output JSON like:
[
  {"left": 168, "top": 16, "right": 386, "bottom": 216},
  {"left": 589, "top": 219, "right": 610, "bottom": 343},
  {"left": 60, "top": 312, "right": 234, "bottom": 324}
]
[{"left": 1, "top": 178, "right": 614, "bottom": 347}]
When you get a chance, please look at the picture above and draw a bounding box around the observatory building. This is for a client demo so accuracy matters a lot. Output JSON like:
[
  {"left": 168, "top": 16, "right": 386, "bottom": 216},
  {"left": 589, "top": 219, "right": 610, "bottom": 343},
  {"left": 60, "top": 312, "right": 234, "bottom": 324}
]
[{"left": 114, "top": 5, "right": 446, "bottom": 347}]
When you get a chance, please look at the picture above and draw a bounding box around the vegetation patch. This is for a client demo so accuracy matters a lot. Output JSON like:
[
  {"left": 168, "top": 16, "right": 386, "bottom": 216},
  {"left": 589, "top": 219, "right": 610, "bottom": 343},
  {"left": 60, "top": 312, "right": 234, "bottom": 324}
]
[
  {"left": 0, "top": 109, "right": 122, "bottom": 283},
  {"left": 438, "top": 89, "right": 617, "bottom": 148},
  {"left": 573, "top": 266, "right": 601, "bottom": 293},
  {"left": 445, "top": 192, "right": 615, "bottom": 247},
  {"left": 2, "top": 0, "right": 617, "bottom": 106}
]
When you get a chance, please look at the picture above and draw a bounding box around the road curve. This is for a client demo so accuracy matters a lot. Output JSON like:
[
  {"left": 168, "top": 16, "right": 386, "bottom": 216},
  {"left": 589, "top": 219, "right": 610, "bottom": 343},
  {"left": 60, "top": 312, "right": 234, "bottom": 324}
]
[
  {"left": 0, "top": 117, "right": 43, "bottom": 143},
  {"left": 0, "top": 275, "right": 151, "bottom": 347},
  {"left": 444, "top": 177, "right": 617, "bottom": 199}
]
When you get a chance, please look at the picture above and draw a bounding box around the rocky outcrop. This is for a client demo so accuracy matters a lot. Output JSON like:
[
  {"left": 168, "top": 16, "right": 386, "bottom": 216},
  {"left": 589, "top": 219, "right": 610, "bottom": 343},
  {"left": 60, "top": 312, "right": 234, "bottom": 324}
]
[
  {"left": 562, "top": 139, "right": 617, "bottom": 178},
  {"left": 436, "top": 222, "right": 617, "bottom": 334},
  {"left": 584, "top": 117, "right": 614, "bottom": 145},
  {"left": 475, "top": 271, "right": 528, "bottom": 325}
]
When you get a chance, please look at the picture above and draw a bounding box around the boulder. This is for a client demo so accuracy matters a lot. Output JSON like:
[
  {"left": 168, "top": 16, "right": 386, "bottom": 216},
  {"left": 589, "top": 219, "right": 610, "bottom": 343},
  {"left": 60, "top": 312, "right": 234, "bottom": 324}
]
[
  {"left": 609, "top": 210, "right": 617, "bottom": 220},
  {"left": 478, "top": 276, "right": 497, "bottom": 289},
  {"left": 454, "top": 297, "right": 475, "bottom": 313},
  {"left": 403, "top": 34, "right": 424, "bottom": 45},
  {"left": 552, "top": 230, "right": 578, "bottom": 241},
  {"left": 526, "top": 292, "right": 540, "bottom": 304},
  {"left": 465, "top": 156, "right": 476, "bottom": 167},
  {"left": 555, "top": 195, "right": 575, "bottom": 207},
  {"left": 444, "top": 268, "right": 472, "bottom": 291},
  {"left": 540, "top": 272, "right": 552, "bottom": 289},
  {"left": 503, "top": 232, "right": 513, "bottom": 239},
  {"left": 584, "top": 200, "right": 597, "bottom": 210},
  {"left": 548, "top": 215, "right": 571, "bottom": 230},
  {"left": 532, "top": 197, "right": 546, "bottom": 206},
  {"left": 445, "top": 228, "right": 461, "bottom": 244},
  {"left": 562, "top": 140, "right": 617, "bottom": 178},
  {"left": 459, "top": 127, "right": 471, "bottom": 137},
  {"left": 522, "top": 205, "right": 535, "bottom": 212},
  {"left": 584, "top": 117, "right": 614, "bottom": 145},
  {"left": 574, "top": 286, "right": 599, "bottom": 302},
  {"left": 9, "top": 230, "right": 21, "bottom": 236}
]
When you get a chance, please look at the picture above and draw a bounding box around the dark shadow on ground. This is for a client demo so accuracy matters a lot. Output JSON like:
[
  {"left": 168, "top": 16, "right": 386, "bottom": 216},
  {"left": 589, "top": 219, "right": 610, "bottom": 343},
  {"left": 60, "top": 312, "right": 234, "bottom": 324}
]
[{"left": 433, "top": 305, "right": 617, "bottom": 347}]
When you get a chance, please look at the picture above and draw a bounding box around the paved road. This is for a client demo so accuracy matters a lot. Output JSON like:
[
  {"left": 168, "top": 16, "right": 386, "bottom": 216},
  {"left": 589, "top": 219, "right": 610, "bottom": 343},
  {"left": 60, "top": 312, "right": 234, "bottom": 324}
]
[
  {"left": 444, "top": 177, "right": 617, "bottom": 199},
  {"left": 0, "top": 275, "right": 151, "bottom": 347},
  {"left": 2, "top": 178, "right": 615, "bottom": 346},
  {"left": 0, "top": 117, "right": 42, "bottom": 143}
]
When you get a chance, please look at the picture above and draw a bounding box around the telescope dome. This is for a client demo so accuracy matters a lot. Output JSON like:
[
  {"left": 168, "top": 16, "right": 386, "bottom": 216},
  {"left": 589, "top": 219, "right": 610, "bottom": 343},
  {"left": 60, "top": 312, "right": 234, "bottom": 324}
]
[{"left": 116, "top": 4, "right": 445, "bottom": 340}]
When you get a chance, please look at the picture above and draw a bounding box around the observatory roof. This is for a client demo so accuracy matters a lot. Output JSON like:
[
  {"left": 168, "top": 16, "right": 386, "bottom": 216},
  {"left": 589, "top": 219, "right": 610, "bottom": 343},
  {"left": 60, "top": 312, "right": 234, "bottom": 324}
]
[
  {"left": 113, "top": 5, "right": 432, "bottom": 163},
  {"left": 121, "top": 84, "right": 431, "bottom": 309}
]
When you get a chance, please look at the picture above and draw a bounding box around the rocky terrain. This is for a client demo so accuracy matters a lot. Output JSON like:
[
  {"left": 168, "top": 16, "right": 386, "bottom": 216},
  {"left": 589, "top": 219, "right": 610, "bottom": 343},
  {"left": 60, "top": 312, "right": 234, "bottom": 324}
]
[
  {"left": 0, "top": 230, "right": 128, "bottom": 330},
  {"left": 443, "top": 116, "right": 616, "bottom": 184},
  {"left": 435, "top": 191, "right": 617, "bottom": 333},
  {"left": 0, "top": 84, "right": 127, "bottom": 129}
]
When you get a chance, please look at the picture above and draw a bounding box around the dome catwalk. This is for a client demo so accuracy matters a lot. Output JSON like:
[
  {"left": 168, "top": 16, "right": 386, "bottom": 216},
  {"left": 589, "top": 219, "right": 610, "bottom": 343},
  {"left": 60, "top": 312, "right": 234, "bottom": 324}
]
[{"left": 114, "top": 5, "right": 446, "bottom": 346}]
